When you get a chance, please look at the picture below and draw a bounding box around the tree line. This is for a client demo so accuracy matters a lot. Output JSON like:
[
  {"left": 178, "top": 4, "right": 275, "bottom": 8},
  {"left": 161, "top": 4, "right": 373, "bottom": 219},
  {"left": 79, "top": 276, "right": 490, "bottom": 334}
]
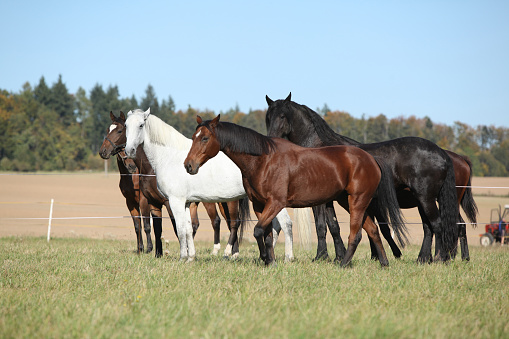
[{"left": 1, "top": 75, "right": 508, "bottom": 176}]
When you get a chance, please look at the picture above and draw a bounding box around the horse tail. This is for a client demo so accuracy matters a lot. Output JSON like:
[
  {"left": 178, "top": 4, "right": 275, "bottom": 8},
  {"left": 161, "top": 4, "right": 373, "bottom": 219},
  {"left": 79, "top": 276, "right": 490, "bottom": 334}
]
[
  {"left": 237, "top": 196, "right": 251, "bottom": 244},
  {"left": 460, "top": 156, "right": 478, "bottom": 227},
  {"left": 294, "top": 208, "right": 313, "bottom": 250},
  {"left": 373, "top": 157, "right": 409, "bottom": 247},
  {"left": 438, "top": 154, "right": 460, "bottom": 258}
]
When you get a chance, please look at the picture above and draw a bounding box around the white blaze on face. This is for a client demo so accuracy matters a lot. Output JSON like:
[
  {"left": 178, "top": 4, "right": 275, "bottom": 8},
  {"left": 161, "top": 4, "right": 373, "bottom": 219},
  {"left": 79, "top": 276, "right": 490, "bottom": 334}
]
[
  {"left": 109, "top": 124, "right": 117, "bottom": 133},
  {"left": 195, "top": 130, "right": 202, "bottom": 138}
]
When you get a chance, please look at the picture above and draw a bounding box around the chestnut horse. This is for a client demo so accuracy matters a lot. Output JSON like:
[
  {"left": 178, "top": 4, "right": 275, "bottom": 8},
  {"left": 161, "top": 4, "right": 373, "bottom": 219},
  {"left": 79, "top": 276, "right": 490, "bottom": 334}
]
[
  {"left": 99, "top": 111, "right": 250, "bottom": 258},
  {"left": 184, "top": 115, "right": 407, "bottom": 267},
  {"left": 265, "top": 93, "right": 463, "bottom": 262}
]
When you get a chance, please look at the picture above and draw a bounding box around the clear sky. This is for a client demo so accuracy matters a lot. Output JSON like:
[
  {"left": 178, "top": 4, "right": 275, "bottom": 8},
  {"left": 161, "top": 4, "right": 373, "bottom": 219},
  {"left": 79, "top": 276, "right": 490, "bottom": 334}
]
[{"left": 1, "top": 0, "right": 508, "bottom": 127}]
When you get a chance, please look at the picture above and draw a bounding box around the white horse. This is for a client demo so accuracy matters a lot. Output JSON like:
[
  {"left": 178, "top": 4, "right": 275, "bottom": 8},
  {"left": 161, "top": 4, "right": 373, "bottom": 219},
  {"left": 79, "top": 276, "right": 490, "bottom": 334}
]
[{"left": 125, "top": 108, "right": 297, "bottom": 262}]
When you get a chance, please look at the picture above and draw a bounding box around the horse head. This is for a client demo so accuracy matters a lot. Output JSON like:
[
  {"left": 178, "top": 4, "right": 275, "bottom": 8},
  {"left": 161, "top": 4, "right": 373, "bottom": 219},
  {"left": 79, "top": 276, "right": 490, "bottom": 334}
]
[
  {"left": 125, "top": 108, "right": 150, "bottom": 158},
  {"left": 99, "top": 111, "right": 127, "bottom": 159},
  {"left": 265, "top": 92, "right": 293, "bottom": 139},
  {"left": 184, "top": 115, "right": 221, "bottom": 175}
]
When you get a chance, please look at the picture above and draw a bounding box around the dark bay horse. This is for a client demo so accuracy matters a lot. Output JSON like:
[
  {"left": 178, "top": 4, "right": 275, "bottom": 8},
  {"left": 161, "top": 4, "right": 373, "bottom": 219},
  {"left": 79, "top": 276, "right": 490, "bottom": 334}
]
[
  {"left": 265, "top": 93, "right": 464, "bottom": 262},
  {"left": 99, "top": 111, "right": 250, "bottom": 258},
  {"left": 184, "top": 115, "right": 407, "bottom": 267}
]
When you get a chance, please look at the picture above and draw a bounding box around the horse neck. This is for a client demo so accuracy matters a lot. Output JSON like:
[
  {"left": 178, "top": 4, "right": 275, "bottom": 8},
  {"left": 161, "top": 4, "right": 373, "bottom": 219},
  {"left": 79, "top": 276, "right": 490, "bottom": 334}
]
[
  {"left": 291, "top": 106, "right": 360, "bottom": 147},
  {"left": 133, "top": 145, "right": 155, "bottom": 175},
  {"left": 116, "top": 154, "right": 130, "bottom": 174},
  {"left": 141, "top": 133, "right": 188, "bottom": 173},
  {"left": 220, "top": 147, "right": 258, "bottom": 176}
]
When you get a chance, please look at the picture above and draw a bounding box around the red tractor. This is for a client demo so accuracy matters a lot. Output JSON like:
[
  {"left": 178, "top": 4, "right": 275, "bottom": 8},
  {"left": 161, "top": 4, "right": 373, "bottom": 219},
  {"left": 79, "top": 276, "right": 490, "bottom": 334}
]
[{"left": 480, "top": 205, "right": 509, "bottom": 247}]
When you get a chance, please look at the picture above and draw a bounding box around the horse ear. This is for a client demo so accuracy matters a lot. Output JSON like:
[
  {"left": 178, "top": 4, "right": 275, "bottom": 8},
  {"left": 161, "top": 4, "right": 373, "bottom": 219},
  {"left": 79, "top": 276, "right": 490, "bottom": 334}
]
[
  {"left": 143, "top": 108, "right": 151, "bottom": 121},
  {"left": 210, "top": 114, "right": 220, "bottom": 128},
  {"left": 196, "top": 115, "right": 203, "bottom": 124},
  {"left": 266, "top": 95, "right": 274, "bottom": 106},
  {"left": 285, "top": 92, "right": 292, "bottom": 101},
  {"left": 120, "top": 111, "right": 126, "bottom": 121},
  {"left": 110, "top": 111, "right": 116, "bottom": 122}
]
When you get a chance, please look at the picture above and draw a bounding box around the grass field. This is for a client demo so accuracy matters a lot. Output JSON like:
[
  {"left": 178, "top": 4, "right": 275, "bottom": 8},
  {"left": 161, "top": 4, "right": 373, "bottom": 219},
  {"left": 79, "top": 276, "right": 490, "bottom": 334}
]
[{"left": 1, "top": 237, "right": 508, "bottom": 338}]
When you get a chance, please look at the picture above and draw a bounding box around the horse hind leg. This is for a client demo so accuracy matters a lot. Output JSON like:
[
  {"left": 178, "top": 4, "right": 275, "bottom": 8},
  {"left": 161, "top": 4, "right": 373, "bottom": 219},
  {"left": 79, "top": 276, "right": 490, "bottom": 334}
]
[
  {"left": 325, "top": 202, "right": 347, "bottom": 262},
  {"left": 458, "top": 214, "right": 470, "bottom": 261},
  {"left": 415, "top": 204, "right": 434, "bottom": 264},
  {"left": 311, "top": 205, "right": 329, "bottom": 261}
]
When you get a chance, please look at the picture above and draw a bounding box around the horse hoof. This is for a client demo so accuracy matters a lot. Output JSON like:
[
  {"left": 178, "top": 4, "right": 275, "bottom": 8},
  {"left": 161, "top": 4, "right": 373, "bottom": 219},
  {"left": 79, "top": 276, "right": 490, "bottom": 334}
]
[
  {"left": 212, "top": 244, "right": 221, "bottom": 256},
  {"left": 187, "top": 257, "right": 195, "bottom": 263},
  {"left": 312, "top": 253, "right": 329, "bottom": 262},
  {"left": 155, "top": 252, "right": 162, "bottom": 258},
  {"left": 231, "top": 253, "right": 239, "bottom": 260},
  {"left": 284, "top": 255, "right": 294, "bottom": 263}
]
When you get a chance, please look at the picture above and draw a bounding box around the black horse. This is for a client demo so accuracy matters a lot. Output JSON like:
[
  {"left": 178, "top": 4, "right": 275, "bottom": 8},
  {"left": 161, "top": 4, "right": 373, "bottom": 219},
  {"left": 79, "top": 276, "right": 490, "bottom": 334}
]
[{"left": 265, "top": 93, "right": 459, "bottom": 263}]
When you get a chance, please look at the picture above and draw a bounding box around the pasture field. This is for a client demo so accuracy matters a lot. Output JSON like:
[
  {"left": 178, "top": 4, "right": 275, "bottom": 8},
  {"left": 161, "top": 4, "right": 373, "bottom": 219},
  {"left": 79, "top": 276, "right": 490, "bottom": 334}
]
[
  {"left": 1, "top": 173, "right": 509, "bottom": 337},
  {"left": 1, "top": 237, "right": 508, "bottom": 338}
]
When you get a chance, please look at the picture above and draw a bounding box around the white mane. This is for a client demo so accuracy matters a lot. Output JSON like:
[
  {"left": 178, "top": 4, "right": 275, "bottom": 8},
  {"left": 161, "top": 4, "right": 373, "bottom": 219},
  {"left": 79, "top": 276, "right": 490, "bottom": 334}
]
[{"left": 131, "top": 109, "right": 190, "bottom": 151}]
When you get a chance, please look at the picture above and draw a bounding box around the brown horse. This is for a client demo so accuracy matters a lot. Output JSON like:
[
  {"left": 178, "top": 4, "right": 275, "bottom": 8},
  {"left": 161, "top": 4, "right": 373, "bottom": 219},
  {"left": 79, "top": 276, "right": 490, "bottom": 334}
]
[
  {"left": 99, "top": 111, "right": 250, "bottom": 258},
  {"left": 184, "top": 115, "right": 407, "bottom": 267}
]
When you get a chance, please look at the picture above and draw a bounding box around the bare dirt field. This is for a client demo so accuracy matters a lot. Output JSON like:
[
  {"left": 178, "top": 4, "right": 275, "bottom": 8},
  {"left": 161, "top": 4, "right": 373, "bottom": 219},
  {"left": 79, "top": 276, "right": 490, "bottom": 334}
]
[{"left": 1, "top": 172, "right": 508, "bottom": 250}]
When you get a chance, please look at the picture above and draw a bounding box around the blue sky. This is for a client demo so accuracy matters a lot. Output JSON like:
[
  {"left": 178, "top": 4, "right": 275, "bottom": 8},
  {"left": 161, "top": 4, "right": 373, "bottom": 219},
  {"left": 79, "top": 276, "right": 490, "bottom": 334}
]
[{"left": 1, "top": 1, "right": 508, "bottom": 127}]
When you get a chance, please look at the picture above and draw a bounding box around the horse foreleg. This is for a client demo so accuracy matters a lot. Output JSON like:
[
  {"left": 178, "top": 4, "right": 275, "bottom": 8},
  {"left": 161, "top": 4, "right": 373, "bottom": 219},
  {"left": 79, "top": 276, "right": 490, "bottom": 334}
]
[
  {"left": 151, "top": 205, "right": 163, "bottom": 258},
  {"left": 252, "top": 201, "right": 282, "bottom": 266},
  {"left": 140, "top": 196, "right": 153, "bottom": 254},
  {"left": 189, "top": 202, "right": 200, "bottom": 238},
  {"left": 274, "top": 209, "right": 294, "bottom": 262},
  {"left": 168, "top": 198, "right": 194, "bottom": 262},
  {"left": 164, "top": 200, "right": 178, "bottom": 239},
  {"left": 223, "top": 201, "right": 241, "bottom": 259},
  {"left": 374, "top": 212, "right": 402, "bottom": 259},
  {"left": 203, "top": 202, "right": 221, "bottom": 255},
  {"left": 127, "top": 199, "right": 144, "bottom": 254}
]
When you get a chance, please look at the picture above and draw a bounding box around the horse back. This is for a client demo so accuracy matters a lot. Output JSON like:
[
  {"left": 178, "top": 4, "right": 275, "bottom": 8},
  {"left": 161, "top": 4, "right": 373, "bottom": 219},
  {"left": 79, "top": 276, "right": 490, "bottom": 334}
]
[{"left": 270, "top": 140, "right": 380, "bottom": 205}]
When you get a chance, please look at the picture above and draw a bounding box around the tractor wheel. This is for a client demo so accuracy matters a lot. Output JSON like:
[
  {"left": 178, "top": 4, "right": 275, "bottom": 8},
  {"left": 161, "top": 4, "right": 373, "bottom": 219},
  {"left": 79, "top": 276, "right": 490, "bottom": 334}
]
[{"left": 480, "top": 233, "right": 494, "bottom": 247}]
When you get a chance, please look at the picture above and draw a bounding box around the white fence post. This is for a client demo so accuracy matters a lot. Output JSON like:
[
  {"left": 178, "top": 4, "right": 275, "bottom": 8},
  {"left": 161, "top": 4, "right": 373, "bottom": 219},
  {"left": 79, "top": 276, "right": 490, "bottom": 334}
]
[{"left": 47, "top": 199, "right": 54, "bottom": 242}]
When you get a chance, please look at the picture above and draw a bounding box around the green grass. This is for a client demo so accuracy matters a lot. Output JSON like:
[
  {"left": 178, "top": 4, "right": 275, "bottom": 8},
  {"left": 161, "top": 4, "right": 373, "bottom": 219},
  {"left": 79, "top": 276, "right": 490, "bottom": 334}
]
[{"left": 1, "top": 237, "right": 508, "bottom": 338}]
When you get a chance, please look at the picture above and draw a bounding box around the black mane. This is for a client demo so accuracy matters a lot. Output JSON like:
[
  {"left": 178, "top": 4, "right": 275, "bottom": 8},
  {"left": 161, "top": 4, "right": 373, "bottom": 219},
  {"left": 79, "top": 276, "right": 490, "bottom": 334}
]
[
  {"left": 291, "top": 102, "right": 360, "bottom": 146},
  {"left": 201, "top": 120, "right": 277, "bottom": 155}
]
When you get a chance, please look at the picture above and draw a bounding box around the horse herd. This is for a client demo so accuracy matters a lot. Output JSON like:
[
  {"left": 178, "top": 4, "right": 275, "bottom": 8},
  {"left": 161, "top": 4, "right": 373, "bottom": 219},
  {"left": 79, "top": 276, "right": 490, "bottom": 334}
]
[{"left": 99, "top": 93, "right": 478, "bottom": 267}]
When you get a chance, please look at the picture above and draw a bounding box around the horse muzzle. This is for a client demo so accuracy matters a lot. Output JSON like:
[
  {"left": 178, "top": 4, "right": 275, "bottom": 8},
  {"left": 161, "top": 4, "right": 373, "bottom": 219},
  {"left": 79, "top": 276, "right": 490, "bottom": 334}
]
[
  {"left": 125, "top": 147, "right": 136, "bottom": 159},
  {"left": 99, "top": 147, "right": 111, "bottom": 160},
  {"left": 184, "top": 160, "right": 200, "bottom": 175}
]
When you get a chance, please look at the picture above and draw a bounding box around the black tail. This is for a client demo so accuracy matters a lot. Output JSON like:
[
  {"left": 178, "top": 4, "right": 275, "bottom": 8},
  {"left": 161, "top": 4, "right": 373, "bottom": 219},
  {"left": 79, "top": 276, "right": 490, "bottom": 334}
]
[
  {"left": 238, "top": 196, "right": 251, "bottom": 244},
  {"left": 460, "top": 156, "right": 478, "bottom": 227},
  {"left": 373, "top": 157, "right": 408, "bottom": 247},
  {"left": 438, "top": 155, "right": 460, "bottom": 259}
]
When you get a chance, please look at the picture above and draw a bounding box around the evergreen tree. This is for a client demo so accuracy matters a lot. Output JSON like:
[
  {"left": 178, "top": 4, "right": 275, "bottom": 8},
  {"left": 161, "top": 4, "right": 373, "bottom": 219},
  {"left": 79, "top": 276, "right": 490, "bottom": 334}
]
[
  {"left": 140, "top": 84, "right": 159, "bottom": 115},
  {"left": 50, "top": 75, "right": 75, "bottom": 126},
  {"left": 34, "top": 76, "right": 52, "bottom": 107}
]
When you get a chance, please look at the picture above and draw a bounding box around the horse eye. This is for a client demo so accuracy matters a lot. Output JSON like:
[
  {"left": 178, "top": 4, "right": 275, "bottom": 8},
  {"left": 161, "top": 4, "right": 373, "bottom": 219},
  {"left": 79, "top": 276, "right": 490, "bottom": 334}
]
[
  {"left": 202, "top": 137, "right": 209, "bottom": 143},
  {"left": 280, "top": 115, "right": 285, "bottom": 119},
  {"left": 139, "top": 124, "right": 144, "bottom": 128}
]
